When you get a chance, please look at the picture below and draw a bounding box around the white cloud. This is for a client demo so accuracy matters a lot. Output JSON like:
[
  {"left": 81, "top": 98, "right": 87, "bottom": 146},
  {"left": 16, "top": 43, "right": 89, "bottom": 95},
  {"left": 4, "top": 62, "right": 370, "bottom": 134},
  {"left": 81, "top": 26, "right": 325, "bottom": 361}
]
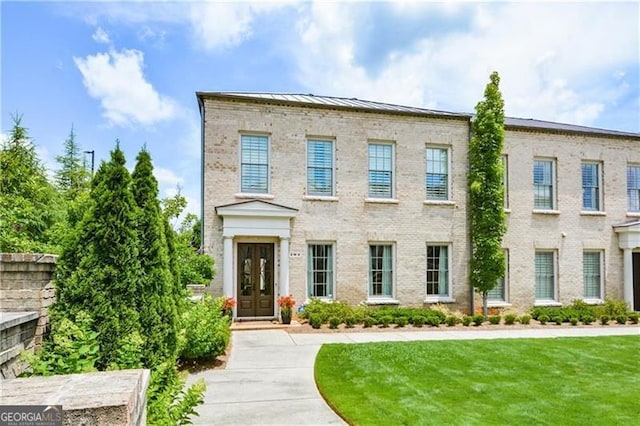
[
  {"left": 92, "top": 27, "right": 111, "bottom": 44},
  {"left": 154, "top": 166, "right": 184, "bottom": 189},
  {"left": 74, "top": 48, "right": 178, "bottom": 126}
]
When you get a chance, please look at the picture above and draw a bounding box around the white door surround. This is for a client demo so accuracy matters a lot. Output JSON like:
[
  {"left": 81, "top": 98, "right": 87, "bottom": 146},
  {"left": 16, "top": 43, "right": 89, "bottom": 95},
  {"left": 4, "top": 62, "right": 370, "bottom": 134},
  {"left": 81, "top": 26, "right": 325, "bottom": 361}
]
[
  {"left": 215, "top": 200, "right": 298, "bottom": 317},
  {"left": 613, "top": 220, "right": 640, "bottom": 310}
]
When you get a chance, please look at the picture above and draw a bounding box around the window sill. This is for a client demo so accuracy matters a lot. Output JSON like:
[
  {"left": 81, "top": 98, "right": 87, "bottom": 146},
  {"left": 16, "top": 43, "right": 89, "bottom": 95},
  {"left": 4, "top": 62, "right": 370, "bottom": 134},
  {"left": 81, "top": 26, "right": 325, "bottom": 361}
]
[
  {"left": 424, "top": 297, "right": 455, "bottom": 304},
  {"left": 580, "top": 211, "right": 606, "bottom": 216},
  {"left": 365, "top": 298, "right": 399, "bottom": 305},
  {"left": 503, "top": 208, "right": 511, "bottom": 214},
  {"left": 582, "top": 298, "right": 604, "bottom": 305},
  {"left": 532, "top": 209, "right": 560, "bottom": 215},
  {"left": 234, "top": 193, "right": 274, "bottom": 200},
  {"left": 365, "top": 198, "right": 399, "bottom": 204},
  {"left": 626, "top": 212, "right": 640, "bottom": 218},
  {"left": 534, "top": 300, "right": 562, "bottom": 307},
  {"left": 303, "top": 195, "right": 338, "bottom": 202},
  {"left": 487, "top": 301, "right": 512, "bottom": 308},
  {"left": 424, "top": 200, "right": 455, "bottom": 206},
  {"left": 304, "top": 297, "right": 335, "bottom": 304}
]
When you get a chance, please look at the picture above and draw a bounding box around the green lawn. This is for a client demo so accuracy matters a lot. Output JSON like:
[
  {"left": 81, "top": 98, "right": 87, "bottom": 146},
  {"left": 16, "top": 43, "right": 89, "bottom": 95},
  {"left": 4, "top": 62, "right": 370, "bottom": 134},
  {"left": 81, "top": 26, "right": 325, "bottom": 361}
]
[{"left": 315, "top": 336, "right": 640, "bottom": 425}]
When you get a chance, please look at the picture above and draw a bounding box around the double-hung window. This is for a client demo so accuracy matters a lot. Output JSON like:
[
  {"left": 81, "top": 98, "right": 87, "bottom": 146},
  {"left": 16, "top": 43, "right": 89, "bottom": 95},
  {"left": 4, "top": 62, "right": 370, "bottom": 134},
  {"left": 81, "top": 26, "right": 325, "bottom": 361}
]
[
  {"left": 533, "top": 159, "right": 555, "bottom": 210},
  {"left": 488, "top": 250, "right": 508, "bottom": 303},
  {"left": 535, "top": 251, "right": 557, "bottom": 302},
  {"left": 583, "top": 251, "right": 603, "bottom": 300},
  {"left": 426, "top": 244, "right": 450, "bottom": 298},
  {"left": 308, "top": 244, "right": 334, "bottom": 298},
  {"left": 369, "top": 244, "right": 393, "bottom": 297},
  {"left": 426, "top": 147, "right": 449, "bottom": 200},
  {"left": 240, "top": 135, "right": 269, "bottom": 193},
  {"left": 368, "top": 143, "right": 393, "bottom": 198},
  {"left": 582, "top": 162, "right": 601, "bottom": 211},
  {"left": 307, "top": 140, "right": 334, "bottom": 196},
  {"left": 628, "top": 164, "right": 640, "bottom": 212}
]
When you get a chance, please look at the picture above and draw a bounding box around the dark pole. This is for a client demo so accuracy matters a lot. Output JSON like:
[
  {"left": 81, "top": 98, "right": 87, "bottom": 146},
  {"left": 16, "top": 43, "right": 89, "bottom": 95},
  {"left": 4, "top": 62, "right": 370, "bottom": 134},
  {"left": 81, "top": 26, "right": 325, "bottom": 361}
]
[{"left": 84, "top": 150, "right": 95, "bottom": 174}]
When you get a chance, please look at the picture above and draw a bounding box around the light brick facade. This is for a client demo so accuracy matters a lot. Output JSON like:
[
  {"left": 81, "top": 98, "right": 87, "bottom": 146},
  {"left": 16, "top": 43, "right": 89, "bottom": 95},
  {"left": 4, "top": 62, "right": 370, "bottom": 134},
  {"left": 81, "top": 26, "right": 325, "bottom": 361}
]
[{"left": 199, "top": 93, "right": 640, "bottom": 317}]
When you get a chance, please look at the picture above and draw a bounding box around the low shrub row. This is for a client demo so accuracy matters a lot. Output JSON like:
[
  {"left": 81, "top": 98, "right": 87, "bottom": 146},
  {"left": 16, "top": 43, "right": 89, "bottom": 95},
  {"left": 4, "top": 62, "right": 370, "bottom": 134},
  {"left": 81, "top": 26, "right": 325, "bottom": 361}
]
[{"left": 530, "top": 299, "right": 638, "bottom": 325}]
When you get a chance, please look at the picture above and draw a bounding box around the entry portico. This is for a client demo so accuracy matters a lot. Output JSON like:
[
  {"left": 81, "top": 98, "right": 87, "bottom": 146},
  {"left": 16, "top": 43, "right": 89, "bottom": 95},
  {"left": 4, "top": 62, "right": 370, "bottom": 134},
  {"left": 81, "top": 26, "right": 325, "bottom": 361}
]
[
  {"left": 215, "top": 200, "right": 297, "bottom": 318},
  {"left": 613, "top": 220, "right": 640, "bottom": 311}
]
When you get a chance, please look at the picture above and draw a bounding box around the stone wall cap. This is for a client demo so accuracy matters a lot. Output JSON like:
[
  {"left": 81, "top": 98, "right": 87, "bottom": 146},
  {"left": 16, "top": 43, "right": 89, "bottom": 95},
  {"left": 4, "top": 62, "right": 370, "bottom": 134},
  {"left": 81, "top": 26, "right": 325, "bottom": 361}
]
[
  {"left": 0, "top": 253, "right": 58, "bottom": 263},
  {"left": 0, "top": 311, "right": 39, "bottom": 330}
]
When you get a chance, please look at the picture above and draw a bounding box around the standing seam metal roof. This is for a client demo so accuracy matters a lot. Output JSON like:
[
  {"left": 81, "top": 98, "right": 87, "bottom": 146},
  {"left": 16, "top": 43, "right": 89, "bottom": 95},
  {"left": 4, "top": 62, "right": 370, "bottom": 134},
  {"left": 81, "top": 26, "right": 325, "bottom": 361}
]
[{"left": 197, "top": 91, "right": 640, "bottom": 138}]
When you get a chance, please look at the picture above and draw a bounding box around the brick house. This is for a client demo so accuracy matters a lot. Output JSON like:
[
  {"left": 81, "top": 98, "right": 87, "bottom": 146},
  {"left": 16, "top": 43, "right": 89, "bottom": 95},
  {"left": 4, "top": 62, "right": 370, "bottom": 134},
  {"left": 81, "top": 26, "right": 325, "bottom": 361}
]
[{"left": 197, "top": 92, "right": 640, "bottom": 319}]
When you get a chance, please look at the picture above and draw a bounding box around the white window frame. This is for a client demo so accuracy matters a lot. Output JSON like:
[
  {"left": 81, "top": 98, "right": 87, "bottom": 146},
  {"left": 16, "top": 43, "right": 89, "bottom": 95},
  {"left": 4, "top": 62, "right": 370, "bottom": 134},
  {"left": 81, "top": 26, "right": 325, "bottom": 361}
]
[
  {"left": 581, "top": 161, "right": 602, "bottom": 212},
  {"left": 533, "top": 158, "right": 557, "bottom": 211},
  {"left": 488, "top": 249, "right": 509, "bottom": 305},
  {"left": 502, "top": 155, "right": 509, "bottom": 210},
  {"left": 628, "top": 164, "right": 640, "bottom": 213},
  {"left": 367, "top": 243, "right": 396, "bottom": 302},
  {"left": 583, "top": 250, "right": 604, "bottom": 303},
  {"left": 367, "top": 142, "right": 395, "bottom": 199},
  {"left": 425, "top": 146, "right": 451, "bottom": 201},
  {"left": 534, "top": 250, "right": 559, "bottom": 305},
  {"left": 425, "top": 243, "right": 453, "bottom": 302},
  {"left": 307, "top": 242, "right": 336, "bottom": 300},
  {"left": 239, "top": 133, "right": 270, "bottom": 195},
  {"left": 306, "top": 139, "right": 335, "bottom": 197}
]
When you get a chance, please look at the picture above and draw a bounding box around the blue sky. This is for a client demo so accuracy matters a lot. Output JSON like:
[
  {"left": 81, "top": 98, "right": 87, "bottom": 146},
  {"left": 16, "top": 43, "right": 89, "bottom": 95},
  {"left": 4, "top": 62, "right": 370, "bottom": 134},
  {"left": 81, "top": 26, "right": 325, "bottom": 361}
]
[{"left": 2, "top": 1, "right": 639, "bottom": 217}]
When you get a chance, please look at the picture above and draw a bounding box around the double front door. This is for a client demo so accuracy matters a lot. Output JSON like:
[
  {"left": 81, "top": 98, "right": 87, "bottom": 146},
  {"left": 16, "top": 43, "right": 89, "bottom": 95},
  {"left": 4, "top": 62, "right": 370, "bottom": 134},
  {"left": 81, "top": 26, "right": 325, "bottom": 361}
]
[{"left": 237, "top": 243, "right": 275, "bottom": 317}]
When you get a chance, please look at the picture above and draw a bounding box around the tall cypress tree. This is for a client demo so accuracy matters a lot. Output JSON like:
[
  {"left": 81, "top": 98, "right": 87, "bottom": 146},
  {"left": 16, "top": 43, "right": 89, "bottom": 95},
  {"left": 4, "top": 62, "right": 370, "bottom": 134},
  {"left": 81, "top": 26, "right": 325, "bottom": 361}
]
[
  {"left": 131, "top": 148, "right": 178, "bottom": 366},
  {"left": 53, "top": 144, "right": 142, "bottom": 369},
  {"left": 469, "top": 71, "right": 507, "bottom": 317}
]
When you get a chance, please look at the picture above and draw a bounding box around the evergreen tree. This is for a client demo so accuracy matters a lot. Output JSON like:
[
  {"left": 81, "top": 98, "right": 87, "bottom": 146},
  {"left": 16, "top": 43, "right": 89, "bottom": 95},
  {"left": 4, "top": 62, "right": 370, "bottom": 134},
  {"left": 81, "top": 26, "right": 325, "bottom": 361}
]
[
  {"left": 0, "top": 115, "right": 62, "bottom": 252},
  {"left": 131, "top": 148, "right": 179, "bottom": 366},
  {"left": 53, "top": 144, "right": 142, "bottom": 369},
  {"left": 468, "top": 71, "right": 507, "bottom": 317},
  {"left": 54, "top": 125, "right": 90, "bottom": 199}
]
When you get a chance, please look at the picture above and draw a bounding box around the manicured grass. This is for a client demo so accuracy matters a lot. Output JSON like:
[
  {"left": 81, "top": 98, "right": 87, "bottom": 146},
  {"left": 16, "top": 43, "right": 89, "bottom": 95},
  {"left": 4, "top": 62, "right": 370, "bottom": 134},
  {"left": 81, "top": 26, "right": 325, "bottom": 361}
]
[{"left": 315, "top": 336, "right": 640, "bottom": 425}]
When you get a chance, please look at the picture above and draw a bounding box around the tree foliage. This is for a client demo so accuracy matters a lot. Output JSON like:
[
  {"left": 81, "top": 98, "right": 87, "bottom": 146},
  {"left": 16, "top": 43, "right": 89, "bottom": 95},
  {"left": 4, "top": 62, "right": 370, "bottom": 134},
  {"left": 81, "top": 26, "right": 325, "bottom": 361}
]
[
  {"left": 0, "top": 115, "right": 63, "bottom": 253},
  {"left": 54, "top": 125, "right": 90, "bottom": 199},
  {"left": 468, "top": 71, "right": 507, "bottom": 316}
]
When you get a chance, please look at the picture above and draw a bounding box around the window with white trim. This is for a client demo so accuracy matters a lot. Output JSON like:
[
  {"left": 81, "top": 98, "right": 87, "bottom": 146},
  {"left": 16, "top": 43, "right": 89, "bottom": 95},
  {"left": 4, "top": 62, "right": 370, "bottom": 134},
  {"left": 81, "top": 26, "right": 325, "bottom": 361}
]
[
  {"left": 488, "top": 250, "right": 508, "bottom": 302},
  {"left": 583, "top": 251, "right": 603, "bottom": 300},
  {"left": 502, "top": 155, "right": 509, "bottom": 209},
  {"left": 368, "top": 143, "right": 393, "bottom": 198},
  {"left": 426, "top": 244, "right": 450, "bottom": 298},
  {"left": 628, "top": 164, "right": 640, "bottom": 212},
  {"left": 426, "top": 147, "right": 449, "bottom": 200},
  {"left": 307, "top": 140, "right": 334, "bottom": 196},
  {"left": 369, "top": 244, "right": 393, "bottom": 297},
  {"left": 533, "top": 159, "right": 555, "bottom": 209},
  {"left": 240, "top": 135, "right": 269, "bottom": 193},
  {"left": 582, "top": 162, "right": 601, "bottom": 211},
  {"left": 307, "top": 244, "right": 334, "bottom": 298},
  {"left": 535, "top": 251, "right": 557, "bottom": 301}
]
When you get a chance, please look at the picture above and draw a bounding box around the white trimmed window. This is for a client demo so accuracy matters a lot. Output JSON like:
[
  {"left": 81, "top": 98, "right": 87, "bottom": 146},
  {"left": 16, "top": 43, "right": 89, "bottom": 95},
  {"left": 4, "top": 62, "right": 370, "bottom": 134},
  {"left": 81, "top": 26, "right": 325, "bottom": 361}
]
[
  {"left": 369, "top": 244, "right": 394, "bottom": 297},
  {"left": 488, "top": 250, "right": 509, "bottom": 302},
  {"left": 240, "top": 134, "right": 269, "bottom": 193},
  {"left": 533, "top": 159, "right": 555, "bottom": 210},
  {"left": 502, "top": 155, "right": 509, "bottom": 209},
  {"left": 628, "top": 164, "right": 640, "bottom": 212},
  {"left": 368, "top": 143, "right": 393, "bottom": 198},
  {"left": 582, "top": 162, "right": 602, "bottom": 211},
  {"left": 307, "top": 139, "right": 334, "bottom": 196},
  {"left": 307, "top": 244, "right": 334, "bottom": 298},
  {"left": 426, "top": 244, "right": 451, "bottom": 298},
  {"left": 535, "top": 251, "right": 557, "bottom": 301},
  {"left": 426, "top": 147, "right": 449, "bottom": 200},
  {"left": 583, "top": 251, "right": 603, "bottom": 300}
]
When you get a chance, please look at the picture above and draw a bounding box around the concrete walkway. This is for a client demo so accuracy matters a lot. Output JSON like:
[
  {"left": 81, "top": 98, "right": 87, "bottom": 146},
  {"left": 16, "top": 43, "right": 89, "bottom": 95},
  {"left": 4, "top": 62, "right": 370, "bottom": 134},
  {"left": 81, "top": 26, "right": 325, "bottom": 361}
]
[{"left": 187, "top": 326, "right": 639, "bottom": 426}]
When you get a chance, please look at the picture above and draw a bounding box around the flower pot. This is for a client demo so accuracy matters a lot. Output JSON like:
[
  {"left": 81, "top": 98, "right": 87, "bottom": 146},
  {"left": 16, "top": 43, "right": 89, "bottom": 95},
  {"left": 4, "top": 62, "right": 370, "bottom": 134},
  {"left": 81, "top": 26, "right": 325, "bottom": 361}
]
[{"left": 281, "top": 311, "right": 292, "bottom": 325}]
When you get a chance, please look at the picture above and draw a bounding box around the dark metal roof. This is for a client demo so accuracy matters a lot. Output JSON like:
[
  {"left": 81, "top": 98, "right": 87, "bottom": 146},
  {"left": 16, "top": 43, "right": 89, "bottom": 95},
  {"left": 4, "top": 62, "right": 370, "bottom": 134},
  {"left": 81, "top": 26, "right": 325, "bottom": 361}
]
[{"left": 197, "top": 91, "right": 640, "bottom": 139}]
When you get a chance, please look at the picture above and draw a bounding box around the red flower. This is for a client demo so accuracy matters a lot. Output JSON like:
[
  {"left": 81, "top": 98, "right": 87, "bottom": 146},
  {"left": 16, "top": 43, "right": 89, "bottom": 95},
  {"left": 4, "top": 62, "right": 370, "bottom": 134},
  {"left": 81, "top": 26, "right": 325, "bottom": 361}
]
[{"left": 277, "top": 295, "right": 296, "bottom": 308}]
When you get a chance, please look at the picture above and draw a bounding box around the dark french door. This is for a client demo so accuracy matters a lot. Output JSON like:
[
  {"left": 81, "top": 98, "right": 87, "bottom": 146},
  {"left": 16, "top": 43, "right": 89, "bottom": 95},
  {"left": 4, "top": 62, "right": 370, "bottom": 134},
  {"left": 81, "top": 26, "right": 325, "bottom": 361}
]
[{"left": 237, "top": 243, "right": 275, "bottom": 317}]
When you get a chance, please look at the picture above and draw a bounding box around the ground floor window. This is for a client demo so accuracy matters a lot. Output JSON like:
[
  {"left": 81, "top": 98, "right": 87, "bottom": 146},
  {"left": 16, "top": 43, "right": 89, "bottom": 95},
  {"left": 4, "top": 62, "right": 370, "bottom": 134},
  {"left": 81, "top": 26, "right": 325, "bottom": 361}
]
[
  {"left": 535, "top": 251, "right": 557, "bottom": 301},
  {"left": 426, "top": 244, "right": 450, "bottom": 298},
  {"left": 369, "top": 244, "right": 393, "bottom": 297},
  {"left": 308, "top": 244, "right": 334, "bottom": 298},
  {"left": 488, "top": 250, "right": 508, "bottom": 302},
  {"left": 583, "top": 251, "right": 602, "bottom": 299}
]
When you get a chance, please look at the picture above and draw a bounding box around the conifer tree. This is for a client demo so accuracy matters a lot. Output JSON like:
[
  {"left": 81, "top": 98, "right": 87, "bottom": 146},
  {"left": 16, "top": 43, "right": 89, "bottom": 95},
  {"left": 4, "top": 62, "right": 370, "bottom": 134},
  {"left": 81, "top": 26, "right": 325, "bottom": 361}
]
[
  {"left": 54, "top": 125, "right": 90, "bottom": 199},
  {"left": 131, "top": 148, "right": 179, "bottom": 366},
  {"left": 53, "top": 144, "right": 142, "bottom": 369},
  {"left": 468, "top": 71, "right": 507, "bottom": 317}
]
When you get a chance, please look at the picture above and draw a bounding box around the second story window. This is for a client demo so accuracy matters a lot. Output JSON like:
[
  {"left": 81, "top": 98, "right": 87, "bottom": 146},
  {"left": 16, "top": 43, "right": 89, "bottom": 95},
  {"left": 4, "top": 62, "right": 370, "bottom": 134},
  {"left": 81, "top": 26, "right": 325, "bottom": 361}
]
[
  {"left": 628, "top": 164, "right": 640, "bottom": 212},
  {"left": 426, "top": 147, "right": 449, "bottom": 200},
  {"left": 368, "top": 143, "right": 393, "bottom": 198},
  {"left": 502, "top": 155, "right": 509, "bottom": 209},
  {"left": 307, "top": 140, "right": 334, "bottom": 196},
  {"left": 582, "top": 162, "right": 601, "bottom": 211},
  {"left": 533, "top": 159, "right": 555, "bottom": 210},
  {"left": 240, "top": 135, "right": 268, "bottom": 194}
]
